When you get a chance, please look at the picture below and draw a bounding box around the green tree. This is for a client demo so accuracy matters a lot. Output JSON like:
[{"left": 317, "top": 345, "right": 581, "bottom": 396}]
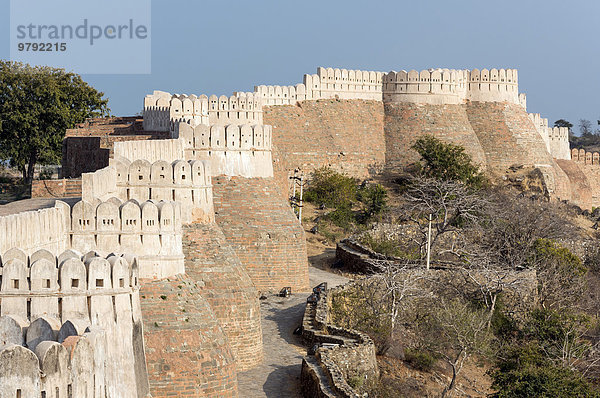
[
  {"left": 0, "top": 61, "right": 108, "bottom": 183},
  {"left": 411, "top": 135, "right": 486, "bottom": 188},
  {"left": 489, "top": 342, "right": 599, "bottom": 398},
  {"left": 304, "top": 167, "right": 357, "bottom": 209},
  {"left": 554, "top": 119, "right": 573, "bottom": 130}
]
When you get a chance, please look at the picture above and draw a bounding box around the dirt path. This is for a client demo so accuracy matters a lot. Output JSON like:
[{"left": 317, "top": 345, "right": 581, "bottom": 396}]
[{"left": 236, "top": 265, "right": 349, "bottom": 397}]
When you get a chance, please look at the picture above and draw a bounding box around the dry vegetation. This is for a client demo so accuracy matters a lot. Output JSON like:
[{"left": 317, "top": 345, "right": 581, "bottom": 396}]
[{"left": 302, "top": 136, "right": 600, "bottom": 397}]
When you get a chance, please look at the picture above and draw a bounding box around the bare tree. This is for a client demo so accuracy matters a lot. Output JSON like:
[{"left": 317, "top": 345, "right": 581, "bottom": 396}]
[
  {"left": 370, "top": 259, "right": 431, "bottom": 337},
  {"left": 415, "top": 297, "right": 492, "bottom": 398},
  {"left": 401, "top": 177, "right": 489, "bottom": 259}
]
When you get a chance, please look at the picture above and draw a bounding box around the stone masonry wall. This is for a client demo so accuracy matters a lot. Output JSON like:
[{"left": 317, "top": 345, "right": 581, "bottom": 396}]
[
  {"left": 264, "top": 99, "right": 385, "bottom": 191},
  {"left": 383, "top": 102, "right": 487, "bottom": 169},
  {"left": 62, "top": 116, "right": 169, "bottom": 178},
  {"left": 140, "top": 274, "right": 238, "bottom": 398},
  {"left": 465, "top": 102, "right": 572, "bottom": 201},
  {"left": 211, "top": 176, "right": 309, "bottom": 293},
  {"left": 555, "top": 159, "right": 594, "bottom": 209},
  {"left": 182, "top": 222, "right": 263, "bottom": 371},
  {"left": 300, "top": 284, "right": 379, "bottom": 398}
]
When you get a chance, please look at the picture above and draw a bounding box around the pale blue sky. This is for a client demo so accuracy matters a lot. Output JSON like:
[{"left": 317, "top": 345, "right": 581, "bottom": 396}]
[{"left": 1, "top": 0, "right": 598, "bottom": 130}]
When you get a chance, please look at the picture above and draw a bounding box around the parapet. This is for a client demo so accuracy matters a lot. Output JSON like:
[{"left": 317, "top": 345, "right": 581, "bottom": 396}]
[
  {"left": 0, "top": 203, "right": 70, "bottom": 256},
  {"left": 0, "top": 199, "right": 184, "bottom": 280},
  {"left": 143, "top": 91, "right": 263, "bottom": 134},
  {"left": 382, "top": 68, "right": 520, "bottom": 105},
  {"left": 247, "top": 67, "right": 384, "bottom": 105},
  {"left": 572, "top": 148, "right": 600, "bottom": 165},
  {"left": 466, "top": 68, "right": 519, "bottom": 103},
  {"left": 177, "top": 123, "right": 274, "bottom": 177},
  {"left": 81, "top": 154, "right": 215, "bottom": 223},
  {"left": 382, "top": 69, "right": 469, "bottom": 104},
  {"left": 528, "top": 112, "right": 571, "bottom": 160},
  {"left": 69, "top": 199, "right": 185, "bottom": 278},
  {"left": 0, "top": 250, "right": 140, "bottom": 326},
  {"left": 0, "top": 250, "right": 149, "bottom": 397}
]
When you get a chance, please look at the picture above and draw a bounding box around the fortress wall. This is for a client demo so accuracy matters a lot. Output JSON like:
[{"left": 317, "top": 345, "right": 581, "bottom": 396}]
[
  {"left": 465, "top": 102, "right": 555, "bottom": 172},
  {"left": 178, "top": 123, "right": 274, "bottom": 178},
  {"left": 114, "top": 139, "right": 185, "bottom": 164},
  {"left": 308, "top": 67, "right": 384, "bottom": 101},
  {"left": 143, "top": 91, "right": 263, "bottom": 133},
  {"left": 240, "top": 67, "right": 384, "bottom": 106},
  {"left": 383, "top": 69, "right": 469, "bottom": 104},
  {"left": 212, "top": 176, "right": 309, "bottom": 293},
  {"left": 383, "top": 102, "right": 487, "bottom": 168},
  {"left": 0, "top": 251, "right": 149, "bottom": 398},
  {"left": 528, "top": 113, "right": 571, "bottom": 160},
  {"left": 182, "top": 222, "right": 263, "bottom": 371},
  {"left": 466, "top": 68, "right": 519, "bottom": 103},
  {"left": 69, "top": 199, "right": 184, "bottom": 279},
  {"left": 263, "top": 99, "right": 386, "bottom": 191},
  {"left": 465, "top": 102, "right": 572, "bottom": 200},
  {"left": 548, "top": 127, "right": 571, "bottom": 160},
  {"left": 82, "top": 158, "right": 215, "bottom": 224},
  {"left": 555, "top": 159, "right": 594, "bottom": 209},
  {"left": 140, "top": 274, "right": 238, "bottom": 398},
  {"left": 569, "top": 149, "right": 600, "bottom": 208},
  {"left": 0, "top": 204, "right": 70, "bottom": 256}
]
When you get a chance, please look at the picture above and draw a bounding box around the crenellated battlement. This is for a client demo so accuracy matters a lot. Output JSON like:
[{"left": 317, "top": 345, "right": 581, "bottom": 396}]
[
  {"left": 177, "top": 123, "right": 273, "bottom": 177},
  {"left": 382, "top": 68, "right": 469, "bottom": 104},
  {"left": 382, "top": 68, "right": 519, "bottom": 104},
  {"left": 0, "top": 250, "right": 139, "bottom": 324},
  {"left": 572, "top": 148, "right": 600, "bottom": 165},
  {"left": 248, "top": 84, "right": 307, "bottom": 105},
  {"left": 0, "top": 250, "right": 148, "bottom": 398},
  {"left": 0, "top": 199, "right": 184, "bottom": 280},
  {"left": 528, "top": 112, "right": 571, "bottom": 160},
  {"left": 0, "top": 205, "right": 70, "bottom": 257},
  {"left": 143, "top": 91, "right": 263, "bottom": 133},
  {"left": 69, "top": 199, "right": 184, "bottom": 278},
  {"left": 81, "top": 155, "right": 214, "bottom": 223},
  {"left": 111, "top": 123, "right": 274, "bottom": 178},
  {"left": 466, "top": 68, "right": 519, "bottom": 103}
]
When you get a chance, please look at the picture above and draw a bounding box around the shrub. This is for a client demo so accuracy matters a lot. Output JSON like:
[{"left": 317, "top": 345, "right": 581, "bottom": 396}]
[
  {"left": 304, "top": 167, "right": 357, "bottom": 208},
  {"left": 405, "top": 348, "right": 436, "bottom": 372},
  {"left": 359, "top": 233, "right": 420, "bottom": 259},
  {"left": 489, "top": 342, "right": 599, "bottom": 398},
  {"left": 411, "top": 135, "right": 486, "bottom": 188},
  {"left": 358, "top": 183, "right": 387, "bottom": 218}
]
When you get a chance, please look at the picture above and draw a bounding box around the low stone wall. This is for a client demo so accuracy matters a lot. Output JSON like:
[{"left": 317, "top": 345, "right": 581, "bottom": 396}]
[
  {"left": 336, "top": 238, "right": 538, "bottom": 321},
  {"left": 300, "top": 284, "right": 379, "bottom": 398},
  {"left": 335, "top": 239, "right": 393, "bottom": 273}
]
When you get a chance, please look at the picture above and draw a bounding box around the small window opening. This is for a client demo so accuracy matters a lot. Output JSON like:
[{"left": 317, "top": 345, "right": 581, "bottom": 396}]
[
  {"left": 96, "top": 279, "right": 104, "bottom": 288},
  {"left": 119, "top": 278, "right": 125, "bottom": 288},
  {"left": 44, "top": 279, "right": 50, "bottom": 289},
  {"left": 12, "top": 280, "right": 19, "bottom": 289},
  {"left": 71, "top": 279, "right": 79, "bottom": 288}
]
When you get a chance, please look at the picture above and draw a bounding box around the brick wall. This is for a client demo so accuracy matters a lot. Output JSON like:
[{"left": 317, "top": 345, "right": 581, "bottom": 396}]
[
  {"left": 61, "top": 116, "right": 169, "bottom": 178},
  {"left": 31, "top": 178, "right": 82, "bottom": 198},
  {"left": 212, "top": 176, "right": 309, "bottom": 293},
  {"left": 182, "top": 222, "right": 263, "bottom": 371},
  {"left": 140, "top": 275, "right": 238, "bottom": 397},
  {"left": 264, "top": 100, "right": 386, "bottom": 191},
  {"left": 383, "top": 102, "right": 487, "bottom": 169}
]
